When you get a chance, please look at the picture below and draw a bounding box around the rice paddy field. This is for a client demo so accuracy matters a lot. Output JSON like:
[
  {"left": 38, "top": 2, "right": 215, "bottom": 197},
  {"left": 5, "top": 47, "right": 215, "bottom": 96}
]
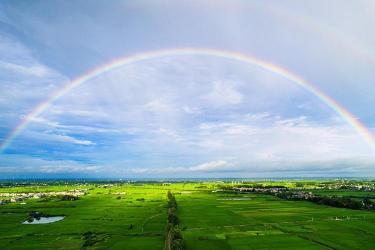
[{"left": 0, "top": 181, "right": 374, "bottom": 249}]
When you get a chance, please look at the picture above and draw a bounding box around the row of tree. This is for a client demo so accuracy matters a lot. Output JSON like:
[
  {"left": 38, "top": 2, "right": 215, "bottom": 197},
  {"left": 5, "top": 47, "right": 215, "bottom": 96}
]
[
  {"left": 230, "top": 185, "right": 375, "bottom": 211},
  {"left": 275, "top": 191, "right": 375, "bottom": 210},
  {"left": 165, "top": 191, "right": 185, "bottom": 250}
]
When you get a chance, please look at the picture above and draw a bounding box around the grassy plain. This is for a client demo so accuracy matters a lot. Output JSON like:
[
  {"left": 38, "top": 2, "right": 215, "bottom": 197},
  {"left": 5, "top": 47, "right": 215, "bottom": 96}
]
[
  {"left": 0, "top": 181, "right": 374, "bottom": 249},
  {"left": 177, "top": 191, "right": 375, "bottom": 249},
  {"left": 0, "top": 183, "right": 168, "bottom": 249}
]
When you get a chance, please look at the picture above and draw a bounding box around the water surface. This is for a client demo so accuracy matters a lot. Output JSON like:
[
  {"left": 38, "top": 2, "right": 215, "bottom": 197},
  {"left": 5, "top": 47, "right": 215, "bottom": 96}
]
[{"left": 22, "top": 216, "right": 64, "bottom": 224}]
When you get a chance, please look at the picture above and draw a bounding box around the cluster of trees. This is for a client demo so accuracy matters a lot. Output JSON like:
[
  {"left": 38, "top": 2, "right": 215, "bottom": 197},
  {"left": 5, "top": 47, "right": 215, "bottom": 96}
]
[
  {"left": 0, "top": 199, "right": 10, "bottom": 205},
  {"left": 310, "top": 195, "right": 374, "bottom": 210},
  {"left": 58, "top": 194, "right": 79, "bottom": 201},
  {"left": 27, "top": 211, "right": 50, "bottom": 222},
  {"left": 275, "top": 191, "right": 375, "bottom": 210},
  {"left": 165, "top": 191, "right": 185, "bottom": 250},
  {"left": 229, "top": 185, "right": 375, "bottom": 211},
  {"left": 81, "top": 231, "right": 100, "bottom": 248}
]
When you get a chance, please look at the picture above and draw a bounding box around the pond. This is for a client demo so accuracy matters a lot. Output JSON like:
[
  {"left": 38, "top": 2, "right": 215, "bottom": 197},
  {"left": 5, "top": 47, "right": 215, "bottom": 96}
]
[{"left": 22, "top": 216, "right": 65, "bottom": 224}]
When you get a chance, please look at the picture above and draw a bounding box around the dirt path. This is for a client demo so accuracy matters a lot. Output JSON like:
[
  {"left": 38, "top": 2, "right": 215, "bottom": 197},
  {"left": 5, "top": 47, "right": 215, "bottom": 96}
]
[
  {"left": 141, "top": 213, "right": 163, "bottom": 232},
  {"left": 185, "top": 216, "right": 368, "bottom": 231}
]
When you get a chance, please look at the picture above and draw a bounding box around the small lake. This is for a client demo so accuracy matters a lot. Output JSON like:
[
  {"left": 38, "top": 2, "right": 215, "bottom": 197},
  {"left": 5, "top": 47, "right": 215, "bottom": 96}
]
[{"left": 22, "top": 216, "right": 64, "bottom": 224}]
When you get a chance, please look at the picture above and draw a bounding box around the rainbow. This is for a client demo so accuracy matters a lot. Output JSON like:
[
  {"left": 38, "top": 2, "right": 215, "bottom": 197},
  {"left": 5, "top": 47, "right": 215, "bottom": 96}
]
[{"left": 1, "top": 48, "right": 375, "bottom": 153}]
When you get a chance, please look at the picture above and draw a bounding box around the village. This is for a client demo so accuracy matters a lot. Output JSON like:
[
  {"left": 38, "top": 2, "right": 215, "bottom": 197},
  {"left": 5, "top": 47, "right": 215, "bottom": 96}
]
[{"left": 0, "top": 189, "right": 86, "bottom": 205}]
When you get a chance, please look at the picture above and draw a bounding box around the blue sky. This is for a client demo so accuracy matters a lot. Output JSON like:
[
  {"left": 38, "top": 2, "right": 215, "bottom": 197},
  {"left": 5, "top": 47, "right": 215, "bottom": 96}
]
[{"left": 0, "top": 0, "right": 375, "bottom": 178}]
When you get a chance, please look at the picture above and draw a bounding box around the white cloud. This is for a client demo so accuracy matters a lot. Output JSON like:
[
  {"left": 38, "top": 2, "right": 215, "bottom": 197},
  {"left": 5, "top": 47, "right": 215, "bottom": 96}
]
[
  {"left": 0, "top": 34, "right": 67, "bottom": 130},
  {"left": 130, "top": 160, "right": 232, "bottom": 174},
  {"left": 189, "top": 160, "right": 230, "bottom": 171},
  {"left": 0, "top": 164, "right": 102, "bottom": 174},
  {"left": 0, "top": 155, "right": 103, "bottom": 174},
  {"left": 193, "top": 116, "right": 374, "bottom": 162},
  {"left": 0, "top": 61, "right": 52, "bottom": 77},
  {"left": 1, "top": 46, "right": 374, "bottom": 177},
  {"left": 128, "top": 157, "right": 375, "bottom": 176},
  {"left": 38, "top": 165, "right": 101, "bottom": 173},
  {"left": 202, "top": 80, "right": 243, "bottom": 106},
  {"left": 144, "top": 99, "right": 174, "bottom": 113},
  {"left": 48, "top": 108, "right": 110, "bottom": 118},
  {"left": 51, "top": 134, "right": 96, "bottom": 146},
  {"left": 182, "top": 105, "right": 201, "bottom": 115},
  {"left": 24, "top": 130, "right": 96, "bottom": 146}
]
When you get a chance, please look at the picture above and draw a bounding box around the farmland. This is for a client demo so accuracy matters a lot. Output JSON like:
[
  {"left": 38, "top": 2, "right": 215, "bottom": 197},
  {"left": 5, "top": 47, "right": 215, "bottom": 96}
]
[{"left": 0, "top": 180, "right": 374, "bottom": 249}]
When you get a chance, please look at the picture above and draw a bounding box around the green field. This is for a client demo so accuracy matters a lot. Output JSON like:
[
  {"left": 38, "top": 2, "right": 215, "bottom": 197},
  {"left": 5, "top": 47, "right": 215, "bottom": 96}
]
[{"left": 0, "top": 181, "right": 374, "bottom": 249}]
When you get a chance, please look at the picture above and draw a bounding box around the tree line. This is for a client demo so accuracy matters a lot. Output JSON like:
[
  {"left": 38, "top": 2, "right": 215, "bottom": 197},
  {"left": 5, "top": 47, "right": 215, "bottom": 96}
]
[
  {"left": 275, "top": 191, "right": 375, "bottom": 210},
  {"left": 165, "top": 191, "right": 185, "bottom": 250},
  {"left": 231, "top": 185, "right": 375, "bottom": 211}
]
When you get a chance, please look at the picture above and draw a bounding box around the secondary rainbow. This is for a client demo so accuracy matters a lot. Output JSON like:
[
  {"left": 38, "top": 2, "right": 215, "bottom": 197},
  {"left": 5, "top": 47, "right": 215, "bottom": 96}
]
[{"left": 1, "top": 48, "right": 375, "bottom": 153}]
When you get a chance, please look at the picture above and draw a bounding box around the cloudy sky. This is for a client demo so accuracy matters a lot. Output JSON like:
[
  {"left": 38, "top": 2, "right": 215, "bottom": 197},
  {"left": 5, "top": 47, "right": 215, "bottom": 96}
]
[{"left": 0, "top": 0, "right": 375, "bottom": 178}]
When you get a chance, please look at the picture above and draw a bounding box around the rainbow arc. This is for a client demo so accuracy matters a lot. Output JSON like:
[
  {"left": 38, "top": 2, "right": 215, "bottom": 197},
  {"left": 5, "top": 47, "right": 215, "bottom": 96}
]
[{"left": 1, "top": 48, "right": 374, "bottom": 152}]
